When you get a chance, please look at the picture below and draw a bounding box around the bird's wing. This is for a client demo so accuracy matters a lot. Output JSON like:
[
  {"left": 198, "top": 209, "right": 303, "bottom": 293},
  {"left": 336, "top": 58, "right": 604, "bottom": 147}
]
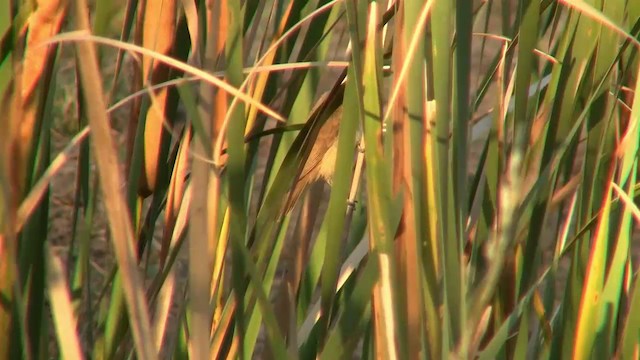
[{"left": 298, "top": 105, "right": 343, "bottom": 180}]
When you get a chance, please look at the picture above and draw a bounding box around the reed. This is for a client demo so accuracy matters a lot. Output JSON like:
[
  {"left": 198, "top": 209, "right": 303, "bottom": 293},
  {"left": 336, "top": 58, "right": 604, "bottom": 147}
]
[{"left": 2, "top": 0, "right": 640, "bottom": 358}]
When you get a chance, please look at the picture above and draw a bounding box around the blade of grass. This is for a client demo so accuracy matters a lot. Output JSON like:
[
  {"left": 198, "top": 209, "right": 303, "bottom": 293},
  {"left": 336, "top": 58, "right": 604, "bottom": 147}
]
[
  {"left": 46, "top": 244, "right": 83, "bottom": 360},
  {"left": 72, "top": 0, "right": 156, "bottom": 357}
]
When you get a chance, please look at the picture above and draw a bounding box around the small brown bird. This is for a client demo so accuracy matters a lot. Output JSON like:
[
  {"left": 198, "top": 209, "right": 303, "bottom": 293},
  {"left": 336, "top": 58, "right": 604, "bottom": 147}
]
[{"left": 283, "top": 104, "right": 345, "bottom": 214}]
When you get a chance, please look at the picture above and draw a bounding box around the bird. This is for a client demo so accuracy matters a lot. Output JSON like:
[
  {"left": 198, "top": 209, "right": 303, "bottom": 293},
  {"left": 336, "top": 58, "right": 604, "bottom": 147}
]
[{"left": 283, "top": 103, "right": 345, "bottom": 214}]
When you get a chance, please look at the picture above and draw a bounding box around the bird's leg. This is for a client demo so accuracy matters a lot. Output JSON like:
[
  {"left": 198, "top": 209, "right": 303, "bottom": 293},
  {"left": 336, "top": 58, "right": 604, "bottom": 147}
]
[{"left": 346, "top": 140, "right": 366, "bottom": 211}]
